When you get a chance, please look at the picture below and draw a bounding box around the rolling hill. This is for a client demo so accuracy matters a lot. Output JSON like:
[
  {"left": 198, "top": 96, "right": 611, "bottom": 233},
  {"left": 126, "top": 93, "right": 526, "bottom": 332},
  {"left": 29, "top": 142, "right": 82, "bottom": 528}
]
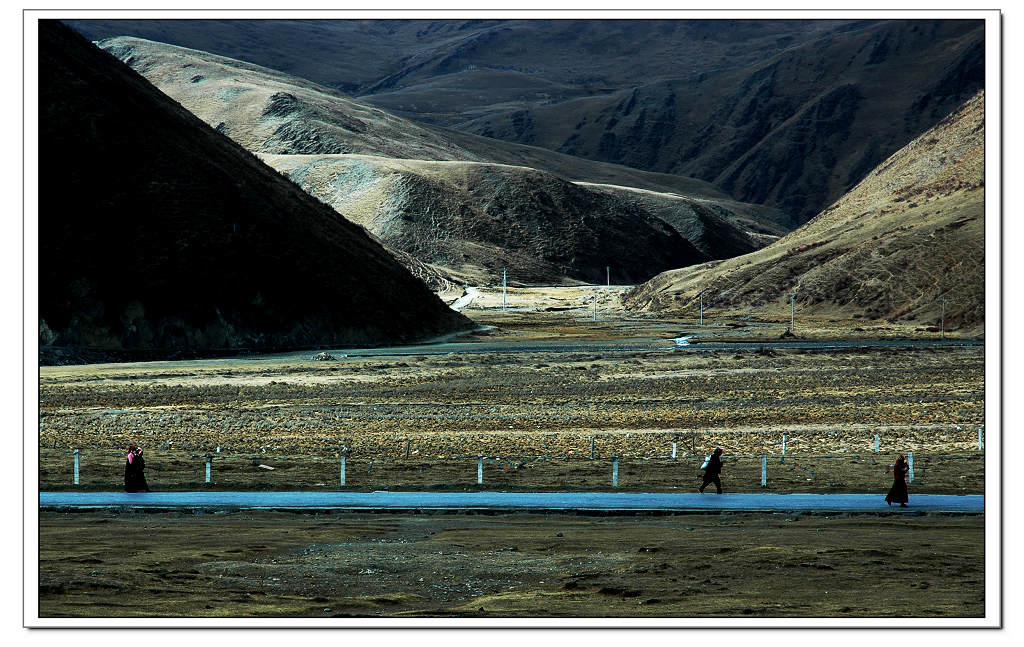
[
  {"left": 38, "top": 20, "right": 472, "bottom": 363},
  {"left": 93, "top": 36, "right": 783, "bottom": 284},
  {"left": 262, "top": 154, "right": 709, "bottom": 285},
  {"left": 623, "top": 91, "right": 985, "bottom": 333},
  {"left": 70, "top": 19, "right": 984, "bottom": 225}
]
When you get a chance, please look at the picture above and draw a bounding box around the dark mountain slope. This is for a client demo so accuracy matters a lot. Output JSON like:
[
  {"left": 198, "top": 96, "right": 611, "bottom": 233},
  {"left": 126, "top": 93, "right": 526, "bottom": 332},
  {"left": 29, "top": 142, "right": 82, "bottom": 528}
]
[
  {"left": 465, "top": 20, "right": 984, "bottom": 224},
  {"left": 67, "top": 19, "right": 863, "bottom": 104},
  {"left": 38, "top": 20, "right": 471, "bottom": 362},
  {"left": 68, "top": 18, "right": 983, "bottom": 227},
  {"left": 96, "top": 35, "right": 789, "bottom": 235}
]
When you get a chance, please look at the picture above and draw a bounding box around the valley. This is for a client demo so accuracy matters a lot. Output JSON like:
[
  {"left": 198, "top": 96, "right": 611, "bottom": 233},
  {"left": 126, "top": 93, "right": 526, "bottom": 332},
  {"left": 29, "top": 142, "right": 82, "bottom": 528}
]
[
  {"left": 37, "top": 285, "right": 987, "bottom": 619},
  {"left": 34, "top": 18, "right": 992, "bottom": 622}
]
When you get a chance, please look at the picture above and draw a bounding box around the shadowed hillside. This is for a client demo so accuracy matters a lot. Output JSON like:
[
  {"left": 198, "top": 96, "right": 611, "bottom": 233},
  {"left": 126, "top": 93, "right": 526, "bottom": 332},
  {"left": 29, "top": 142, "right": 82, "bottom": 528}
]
[
  {"left": 96, "top": 35, "right": 792, "bottom": 236},
  {"left": 464, "top": 20, "right": 984, "bottom": 225},
  {"left": 38, "top": 20, "right": 471, "bottom": 363},
  {"left": 88, "top": 36, "right": 782, "bottom": 284},
  {"left": 69, "top": 19, "right": 859, "bottom": 118},
  {"left": 624, "top": 91, "right": 985, "bottom": 333},
  {"left": 71, "top": 19, "right": 983, "bottom": 226}
]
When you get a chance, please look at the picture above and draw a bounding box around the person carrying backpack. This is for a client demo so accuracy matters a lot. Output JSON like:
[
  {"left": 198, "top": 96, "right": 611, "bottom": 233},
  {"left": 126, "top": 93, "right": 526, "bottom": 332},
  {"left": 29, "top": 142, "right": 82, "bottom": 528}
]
[{"left": 699, "top": 447, "right": 725, "bottom": 494}]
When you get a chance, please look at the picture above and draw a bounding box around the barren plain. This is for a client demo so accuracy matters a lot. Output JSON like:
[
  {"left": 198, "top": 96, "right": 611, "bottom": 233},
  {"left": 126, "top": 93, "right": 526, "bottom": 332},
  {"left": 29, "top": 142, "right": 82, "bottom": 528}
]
[
  {"left": 37, "top": 287, "right": 986, "bottom": 618},
  {"left": 39, "top": 511, "right": 984, "bottom": 618}
]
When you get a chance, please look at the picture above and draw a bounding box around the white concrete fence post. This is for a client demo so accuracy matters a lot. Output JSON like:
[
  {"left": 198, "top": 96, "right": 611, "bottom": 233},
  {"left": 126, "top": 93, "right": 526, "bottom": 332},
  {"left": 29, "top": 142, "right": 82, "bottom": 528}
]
[
  {"left": 612, "top": 456, "right": 619, "bottom": 488},
  {"left": 672, "top": 442, "right": 677, "bottom": 459},
  {"left": 477, "top": 456, "right": 484, "bottom": 485},
  {"left": 781, "top": 435, "right": 787, "bottom": 464},
  {"left": 205, "top": 455, "right": 212, "bottom": 483},
  {"left": 340, "top": 455, "right": 346, "bottom": 486},
  {"left": 874, "top": 434, "right": 880, "bottom": 453},
  {"left": 908, "top": 452, "right": 914, "bottom": 484},
  {"left": 761, "top": 454, "right": 767, "bottom": 488},
  {"left": 73, "top": 449, "right": 79, "bottom": 486}
]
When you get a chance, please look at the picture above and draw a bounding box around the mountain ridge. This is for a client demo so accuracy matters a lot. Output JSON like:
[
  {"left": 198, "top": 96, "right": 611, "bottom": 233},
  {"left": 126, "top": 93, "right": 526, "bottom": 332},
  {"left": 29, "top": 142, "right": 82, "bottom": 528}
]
[
  {"left": 39, "top": 20, "right": 472, "bottom": 362},
  {"left": 94, "top": 35, "right": 784, "bottom": 285},
  {"left": 71, "top": 18, "right": 984, "bottom": 225},
  {"left": 623, "top": 90, "right": 985, "bottom": 333}
]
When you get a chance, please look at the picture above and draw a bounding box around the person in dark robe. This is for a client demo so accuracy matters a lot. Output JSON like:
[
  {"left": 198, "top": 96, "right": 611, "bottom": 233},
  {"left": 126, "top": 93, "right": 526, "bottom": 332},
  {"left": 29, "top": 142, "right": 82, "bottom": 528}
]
[
  {"left": 124, "top": 445, "right": 150, "bottom": 492},
  {"left": 699, "top": 447, "right": 725, "bottom": 494},
  {"left": 885, "top": 454, "right": 909, "bottom": 507}
]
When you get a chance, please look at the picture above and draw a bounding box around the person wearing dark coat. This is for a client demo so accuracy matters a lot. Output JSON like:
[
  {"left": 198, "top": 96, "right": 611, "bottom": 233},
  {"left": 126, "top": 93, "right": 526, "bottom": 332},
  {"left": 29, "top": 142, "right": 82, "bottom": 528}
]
[
  {"left": 885, "top": 454, "right": 909, "bottom": 507},
  {"left": 699, "top": 447, "right": 725, "bottom": 494},
  {"left": 124, "top": 445, "right": 150, "bottom": 492}
]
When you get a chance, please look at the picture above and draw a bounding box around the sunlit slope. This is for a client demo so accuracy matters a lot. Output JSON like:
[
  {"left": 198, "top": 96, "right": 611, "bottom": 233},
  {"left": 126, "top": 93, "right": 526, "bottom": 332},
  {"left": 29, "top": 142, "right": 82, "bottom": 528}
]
[
  {"left": 264, "top": 154, "right": 709, "bottom": 285},
  {"left": 98, "top": 35, "right": 791, "bottom": 236},
  {"left": 624, "top": 91, "right": 985, "bottom": 333}
]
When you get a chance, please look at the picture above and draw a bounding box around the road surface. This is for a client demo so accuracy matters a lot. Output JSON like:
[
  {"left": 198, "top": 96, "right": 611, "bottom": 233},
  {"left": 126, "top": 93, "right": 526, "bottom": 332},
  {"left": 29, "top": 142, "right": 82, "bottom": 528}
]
[{"left": 39, "top": 491, "right": 984, "bottom": 514}]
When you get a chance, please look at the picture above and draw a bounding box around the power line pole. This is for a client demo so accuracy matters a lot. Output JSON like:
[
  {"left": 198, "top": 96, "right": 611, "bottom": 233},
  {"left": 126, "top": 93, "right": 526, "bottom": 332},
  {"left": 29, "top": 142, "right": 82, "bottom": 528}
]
[
  {"left": 502, "top": 267, "right": 507, "bottom": 312},
  {"left": 698, "top": 289, "right": 707, "bottom": 326},
  {"left": 790, "top": 291, "right": 797, "bottom": 333},
  {"left": 941, "top": 296, "right": 948, "bottom": 340},
  {"left": 606, "top": 266, "right": 610, "bottom": 288}
]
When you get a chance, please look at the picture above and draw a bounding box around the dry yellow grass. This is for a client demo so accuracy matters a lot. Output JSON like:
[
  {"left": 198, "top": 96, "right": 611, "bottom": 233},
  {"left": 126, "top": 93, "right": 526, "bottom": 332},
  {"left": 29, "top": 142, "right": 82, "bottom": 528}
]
[{"left": 625, "top": 92, "right": 985, "bottom": 333}]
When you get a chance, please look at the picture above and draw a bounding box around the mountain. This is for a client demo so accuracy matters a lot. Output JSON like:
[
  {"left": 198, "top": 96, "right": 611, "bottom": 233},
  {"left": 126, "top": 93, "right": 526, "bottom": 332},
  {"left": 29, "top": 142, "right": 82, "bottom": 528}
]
[
  {"left": 574, "top": 182, "right": 769, "bottom": 260},
  {"left": 68, "top": 19, "right": 859, "bottom": 109},
  {"left": 458, "top": 20, "right": 984, "bottom": 225},
  {"left": 38, "top": 20, "right": 472, "bottom": 362},
  {"left": 263, "top": 154, "right": 708, "bottom": 285},
  {"left": 70, "top": 19, "right": 984, "bottom": 225},
  {"left": 91, "top": 36, "right": 782, "bottom": 284},
  {"left": 623, "top": 91, "right": 985, "bottom": 333},
  {"left": 94, "top": 35, "right": 769, "bottom": 202}
]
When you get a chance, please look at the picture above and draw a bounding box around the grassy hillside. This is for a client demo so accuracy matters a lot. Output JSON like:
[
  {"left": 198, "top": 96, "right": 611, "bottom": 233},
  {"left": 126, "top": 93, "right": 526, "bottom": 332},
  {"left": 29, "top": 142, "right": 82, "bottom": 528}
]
[
  {"left": 623, "top": 91, "right": 985, "bottom": 334},
  {"left": 38, "top": 20, "right": 471, "bottom": 363}
]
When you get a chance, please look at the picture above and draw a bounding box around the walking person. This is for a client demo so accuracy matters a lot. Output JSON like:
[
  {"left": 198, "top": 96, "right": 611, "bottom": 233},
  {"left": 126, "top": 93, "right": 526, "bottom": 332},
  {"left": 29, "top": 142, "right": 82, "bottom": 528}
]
[
  {"left": 699, "top": 447, "right": 724, "bottom": 494},
  {"left": 124, "top": 444, "right": 150, "bottom": 493},
  {"left": 885, "top": 454, "right": 909, "bottom": 507}
]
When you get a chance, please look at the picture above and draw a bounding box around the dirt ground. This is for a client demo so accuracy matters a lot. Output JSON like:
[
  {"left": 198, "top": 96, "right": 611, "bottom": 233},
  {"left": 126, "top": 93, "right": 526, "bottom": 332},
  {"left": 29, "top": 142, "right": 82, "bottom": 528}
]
[
  {"left": 453, "top": 285, "right": 979, "bottom": 342},
  {"left": 36, "top": 287, "right": 988, "bottom": 619},
  {"left": 38, "top": 510, "right": 984, "bottom": 618}
]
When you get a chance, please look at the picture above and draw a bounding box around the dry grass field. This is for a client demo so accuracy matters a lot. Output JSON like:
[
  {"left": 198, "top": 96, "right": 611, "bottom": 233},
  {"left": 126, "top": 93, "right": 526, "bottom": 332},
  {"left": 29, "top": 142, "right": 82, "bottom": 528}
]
[
  {"left": 39, "top": 290, "right": 984, "bottom": 494},
  {"left": 37, "top": 287, "right": 987, "bottom": 619}
]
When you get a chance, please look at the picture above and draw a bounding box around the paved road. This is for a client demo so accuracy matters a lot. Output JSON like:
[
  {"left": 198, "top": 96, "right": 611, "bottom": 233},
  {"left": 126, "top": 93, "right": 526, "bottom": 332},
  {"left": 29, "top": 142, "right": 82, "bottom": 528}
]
[
  {"left": 266, "top": 337, "right": 981, "bottom": 360},
  {"left": 39, "top": 491, "right": 984, "bottom": 514}
]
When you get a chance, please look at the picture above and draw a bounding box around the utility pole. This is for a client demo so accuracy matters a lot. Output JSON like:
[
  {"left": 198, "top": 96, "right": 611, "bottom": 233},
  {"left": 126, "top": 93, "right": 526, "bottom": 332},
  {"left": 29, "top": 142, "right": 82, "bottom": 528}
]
[
  {"left": 502, "top": 267, "right": 507, "bottom": 312},
  {"left": 606, "top": 266, "right": 610, "bottom": 288},
  {"left": 698, "top": 289, "right": 707, "bottom": 326},
  {"left": 940, "top": 296, "right": 948, "bottom": 340},
  {"left": 790, "top": 291, "right": 797, "bottom": 333}
]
